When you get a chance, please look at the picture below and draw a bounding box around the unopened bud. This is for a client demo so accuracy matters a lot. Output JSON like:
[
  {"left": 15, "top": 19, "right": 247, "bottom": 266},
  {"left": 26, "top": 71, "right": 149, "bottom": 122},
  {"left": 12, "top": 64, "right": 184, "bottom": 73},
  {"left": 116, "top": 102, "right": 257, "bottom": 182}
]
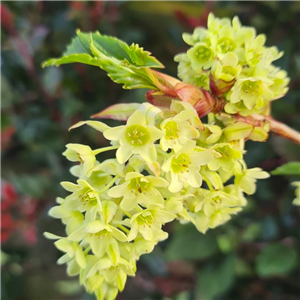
[
  {"left": 210, "top": 74, "right": 235, "bottom": 98},
  {"left": 175, "top": 82, "right": 225, "bottom": 118}
]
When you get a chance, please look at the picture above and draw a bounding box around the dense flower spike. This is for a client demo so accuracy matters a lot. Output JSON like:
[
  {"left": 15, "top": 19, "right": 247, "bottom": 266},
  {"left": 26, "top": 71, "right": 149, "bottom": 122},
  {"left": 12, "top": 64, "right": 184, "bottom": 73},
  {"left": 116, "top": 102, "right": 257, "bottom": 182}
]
[
  {"left": 46, "top": 99, "right": 270, "bottom": 299},
  {"left": 175, "top": 13, "right": 290, "bottom": 117},
  {"left": 44, "top": 13, "right": 297, "bottom": 300}
]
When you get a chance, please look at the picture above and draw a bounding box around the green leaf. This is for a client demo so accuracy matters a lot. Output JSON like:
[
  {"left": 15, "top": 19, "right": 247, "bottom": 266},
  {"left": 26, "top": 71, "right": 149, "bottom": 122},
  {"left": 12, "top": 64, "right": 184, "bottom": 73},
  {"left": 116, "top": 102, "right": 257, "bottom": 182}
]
[
  {"left": 89, "top": 35, "right": 157, "bottom": 89},
  {"left": 42, "top": 30, "right": 164, "bottom": 90},
  {"left": 92, "top": 103, "right": 142, "bottom": 121},
  {"left": 165, "top": 223, "right": 218, "bottom": 261},
  {"left": 126, "top": 43, "right": 164, "bottom": 68},
  {"left": 196, "top": 255, "right": 235, "bottom": 299},
  {"left": 256, "top": 243, "right": 298, "bottom": 277},
  {"left": 271, "top": 162, "right": 300, "bottom": 176}
]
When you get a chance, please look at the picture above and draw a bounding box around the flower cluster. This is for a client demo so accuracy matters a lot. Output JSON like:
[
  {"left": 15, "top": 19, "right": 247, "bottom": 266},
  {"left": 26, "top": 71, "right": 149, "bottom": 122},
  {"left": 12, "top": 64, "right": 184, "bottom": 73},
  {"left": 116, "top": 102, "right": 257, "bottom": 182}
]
[
  {"left": 46, "top": 101, "right": 269, "bottom": 300},
  {"left": 175, "top": 13, "right": 290, "bottom": 116}
]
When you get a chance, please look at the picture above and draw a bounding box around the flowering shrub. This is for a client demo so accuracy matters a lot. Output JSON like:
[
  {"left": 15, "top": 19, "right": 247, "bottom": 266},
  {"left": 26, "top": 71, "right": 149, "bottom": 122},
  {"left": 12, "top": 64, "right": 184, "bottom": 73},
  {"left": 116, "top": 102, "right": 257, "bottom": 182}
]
[{"left": 43, "top": 14, "right": 299, "bottom": 300}]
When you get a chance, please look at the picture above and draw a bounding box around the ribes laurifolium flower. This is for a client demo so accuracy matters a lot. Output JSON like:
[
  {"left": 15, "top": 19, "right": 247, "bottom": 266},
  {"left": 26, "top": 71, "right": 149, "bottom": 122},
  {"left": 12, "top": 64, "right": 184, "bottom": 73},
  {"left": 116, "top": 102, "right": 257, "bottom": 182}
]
[
  {"left": 176, "top": 13, "right": 290, "bottom": 117},
  {"left": 46, "top": 98, "right": 272, "bottom": 299},
  {"left": 42, "top": 12, "right": 296, "bottom": 300}
]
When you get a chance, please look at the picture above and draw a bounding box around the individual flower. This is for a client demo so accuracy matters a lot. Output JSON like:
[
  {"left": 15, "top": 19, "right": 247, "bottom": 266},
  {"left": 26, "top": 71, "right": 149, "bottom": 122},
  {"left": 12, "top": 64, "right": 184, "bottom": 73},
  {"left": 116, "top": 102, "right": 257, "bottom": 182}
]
[
  {"left": 162, "top": 140, "right": 214, "bottom": 193},
  {"left": 108, "top": 172, "right": 168, "bottom": 211},
  {"left": 194, "top": 190, "right": 244, "bottom": 233},
  {"left": 228, "top": 77, "right": 273, "bottom": 111},
  {"left": 48, "top": 198, "right": 84, "bottom": 235},
  {"left": 160, "top": 109, "right": 199, "bottom": 152},
  {"left": 182, "top": 27, "right": 210, "bottom": 46},
  {"left": 126, "top": 206, "right": 176, "bottom": 242},
  {"left": 103, "top": 110, "right": 163, "bottom": 164},
  {"left": 245, "top": 34, "right": 283, "bottom": 67},
  {"left": 82, "top": 254, "right": 129, "bottom": 294},
  {"left": 63, "top": 144, "right": 96, "bottom": 177},
  {"left": 44, "top": 233, "right": 87, "bottom": 274},
  {"left": 187, "top": 42, "right": 215, "bottom": 71},
  {"left": 197, "top": 124, "right": 223, "bottom": 145},
  {"left": 59, "top": 179, "right": 104, "bottom": 212},
  {"left": 211, "top": 52, "right": 241, "bottom": 82},
  {"left": 234, "top": 167, "right": 269, "bottom": 195},
  {"left": 208, "top": 143, "right": 242, "bottom": 172},
  {"left": 174, "top": 54, "right": 210, "bottom": 89},
  {"left": 207, "top": 13, "right": 231, "bottom": 35},
  {"left": 268, "top": 66, "right": 290, "bottom": 99},
  {"left": 68, "top": 201, "right": 127, "bottom": 260},
  {"left": 170, "top": 100, "right": 203, "bottom": 130}
]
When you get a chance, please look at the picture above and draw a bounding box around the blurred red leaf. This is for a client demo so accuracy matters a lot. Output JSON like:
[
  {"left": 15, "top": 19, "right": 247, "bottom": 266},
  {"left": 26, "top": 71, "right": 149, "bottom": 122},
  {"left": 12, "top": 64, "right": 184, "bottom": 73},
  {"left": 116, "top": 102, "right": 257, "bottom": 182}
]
[
  {"left": 1, "top": 3, "right": 15, "bottom": 34},
  {"left": 1, "top": 126, "right": 16, "bottom": 151},
  {"left": 174, "top": 8, "right": 210, "bottom": 30}
]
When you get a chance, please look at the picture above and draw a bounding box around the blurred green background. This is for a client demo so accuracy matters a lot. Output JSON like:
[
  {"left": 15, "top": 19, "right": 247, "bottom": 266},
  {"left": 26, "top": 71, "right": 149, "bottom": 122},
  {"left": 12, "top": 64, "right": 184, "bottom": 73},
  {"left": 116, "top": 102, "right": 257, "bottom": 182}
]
[{"left": 1, "top": 1, "right": 300, "bottom": 300}]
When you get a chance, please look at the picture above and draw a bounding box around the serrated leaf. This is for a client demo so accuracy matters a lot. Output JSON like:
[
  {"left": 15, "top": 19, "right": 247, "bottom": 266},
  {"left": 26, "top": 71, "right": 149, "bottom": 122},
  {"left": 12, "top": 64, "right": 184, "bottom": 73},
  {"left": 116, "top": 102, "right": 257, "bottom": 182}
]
[
  {"left": 92, "top": 103, "right": 141, "bottom": 121},
  {"left": 89, "top": 35, "right": 157, "bottom": 89},
  {"left": 126, "top": 43, "right": 164, "bottom": 68},
  {"left": 271, "top": 162, "right": 300, "bottom": 176},
  {"left": 42, "top": 30, "right": 164, "bottom": 91},
  {"left": 42, "top": 54, "right": 101, "bottom": 68},
  {"left": 256, "top": 243, "right": 298, "bottom": 277}
]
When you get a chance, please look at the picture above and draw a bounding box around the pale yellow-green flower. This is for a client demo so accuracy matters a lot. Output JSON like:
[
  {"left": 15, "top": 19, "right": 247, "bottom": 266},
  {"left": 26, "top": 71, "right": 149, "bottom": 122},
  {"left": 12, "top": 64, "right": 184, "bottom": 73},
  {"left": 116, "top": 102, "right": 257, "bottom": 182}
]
[
  {"left": 234, "top": 167, "right": 270, "bottom": 195},
  {"left": 63, "top": 144, "right": 96, "bottom": 177},
  {"left": 160, "top": 109, "right": 199, "bottom": 152},
  {"left": 211, "top": 52, "right": 241, "bottom": 82},
  {"left": 108, "top": 172, "right": 168, "bottom": 211},
  {"left": 193, "top": 189, "right": 244, "bottom": 233},
  {"left": 126, "top": 207, "right": 176, "bottom": 242},
  {"left": 208, "top": 143, "right": 242, "bottom": 172},
  {"left": 187, "top": 42, "right": 215, "bottom": 71},
  {"left": 162, "top": 140, "right": 214, "bottom": 193},
  {"left": 228, "top": 77, "right": 273, "bottom": 110},
  {"left": 103, "top": 110, "right": 163, "bottom": 164}
]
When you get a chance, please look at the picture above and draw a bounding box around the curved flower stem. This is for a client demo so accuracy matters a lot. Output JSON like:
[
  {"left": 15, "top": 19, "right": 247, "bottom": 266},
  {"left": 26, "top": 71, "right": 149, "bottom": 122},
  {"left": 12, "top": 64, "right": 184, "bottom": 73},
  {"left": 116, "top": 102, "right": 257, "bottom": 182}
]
[
  {"left": 93, "top": 145, "right": 119, "bottom": 155},
  {"left": 145, "top": 70, "right": 300, "bottom": 145},
  {"left": 264, "top": 116, "right": 300, "bottom": 145},
  {"left": 117, "top": 225, "right": 130, "bottom": 234},
  {"left": 203, "top": 174, "right": 214, "bottom": 192},
  {"left": 98, "top": 176, "right": 120, "bottom": 194}
]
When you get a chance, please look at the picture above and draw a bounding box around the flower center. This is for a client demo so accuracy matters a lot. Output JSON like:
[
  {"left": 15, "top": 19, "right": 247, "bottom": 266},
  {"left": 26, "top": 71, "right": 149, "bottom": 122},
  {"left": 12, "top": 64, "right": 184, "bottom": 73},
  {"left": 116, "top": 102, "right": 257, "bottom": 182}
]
[
  {"left": 211, "top": 196, "right": 222, "bottom": 206},
  {"left": 195, "top": 73, "right": 209, "bottom": 88},
  {"left": 222, "top": 66, "right": 236, "bottom": 77},
  {"left": 242, "top": 80, "right": 260, "bottom": 97},
  {"left": 128, "top": 177, "right": 150, "bottom": 195},
  {"left": 125, "top": 125, "right": 150, "bottom": 147},
  {"left": 171, "top": 153, "right": 191, "bottom": 173},
  {"left": 248, "top": 51, "right": 262, "bottom": 65},
  {"left": 137, "top": 213, "right": 154, "bottom": 227},
  {"left": 194, "top": 45, "right": 214, "bottom": 63},
  {"left": 80, "top": 189, "right": 97, "bottom": 204},
  {"left": 94, "top": 229, "right": 109, "bottom": 237},
  {"left": 217, "top": 37, "right": 236, "bottom": 53},
  {"left": 164, "top": 121, "right": 179, "bottom": 140}
]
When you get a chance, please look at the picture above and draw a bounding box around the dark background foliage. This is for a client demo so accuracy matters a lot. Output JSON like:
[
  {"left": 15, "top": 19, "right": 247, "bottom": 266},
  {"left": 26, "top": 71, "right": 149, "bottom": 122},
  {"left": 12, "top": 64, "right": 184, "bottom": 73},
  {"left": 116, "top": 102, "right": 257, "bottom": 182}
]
[{"left": 1, "top": 1, "right": 300, "bottom": 300}]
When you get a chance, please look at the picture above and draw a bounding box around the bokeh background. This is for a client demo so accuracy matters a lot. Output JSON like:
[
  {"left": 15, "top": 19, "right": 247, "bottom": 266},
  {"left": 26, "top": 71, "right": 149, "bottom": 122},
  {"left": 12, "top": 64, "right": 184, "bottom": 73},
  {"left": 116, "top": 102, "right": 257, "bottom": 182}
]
[{"left": 1, "top": 1, "right": 300, "bottom": 300}]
